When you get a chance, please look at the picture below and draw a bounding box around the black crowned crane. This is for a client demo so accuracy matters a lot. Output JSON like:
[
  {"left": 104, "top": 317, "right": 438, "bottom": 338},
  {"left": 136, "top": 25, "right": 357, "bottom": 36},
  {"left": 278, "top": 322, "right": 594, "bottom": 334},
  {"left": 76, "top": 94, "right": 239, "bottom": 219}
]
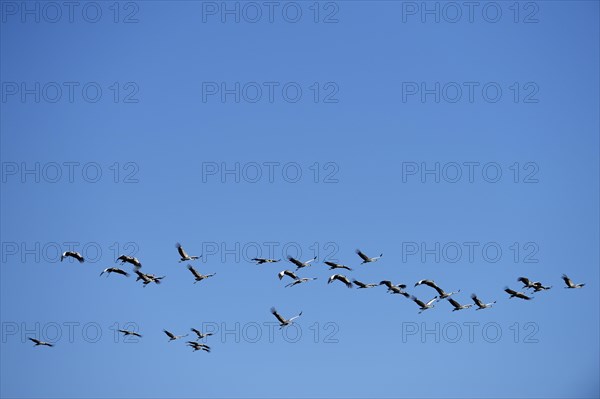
[
  {"left": 287, "top": 256, "right": 317, "bottom": 270},
  {"left": 352, "top": 279, "right": 378, "bottom": 289},
  {"left": 410, "top": 295, "right": 438, "bottom": 314},
  {"left": 187, "top": 265, "right": 216, "bottom": 283},
  {"left": 61, "top": 251, "right": 84, "bottom": 263},
  {"left": 277, "top": 270, "right": 298, "bottom": 281},
  {"left": 327, "top": 274, "right": 353, "bottom": 288},
  {"left": 447, "top": 297, "right": 472, "bottom": 311},
  {"left": 28, "top": 338, "right": 53, "bottom": 347},
  {"left": 562, "top": 274, "right": 585, "bottom": 289},
  {"left": 191, "top": 328, "right": 213, "bottom": 340},
  {"left": 270, "top": 307, "right": 302, "bottom": 329},
  {"left": 252, "top": 258, "right": 281, "bottom": 265},
  {"left": 471, "top": 294, "right": 496, "bottom": 310},
  {"left": 163, "top": 329, "right": 188, "bottom": 341},
  {"left": 415, "top": 279, "right": 460, "bottom": 300},
  {"left": 356, "top": 249, "right": 383, "bottom": 264},
  {"left": 379, "top": 280, "right": 409, "bottom": 296},
  {"left": 504, "top": 287, "right": 533, "bottom": 300},
  {"left": 117, "top": 255, "right": 142, "bottom": 268},
  {"left": 285, "top": 277, "right": 317, "bottom": 288},
  {"left": 176, "top": 243, "right": 201, "bottom": 262},
  {"left": 118, "top": 329, "right": 142, "bottom": 338},
  {"left": 187, "top": 341, "right": 211, "bottom": 352},
  {"left": 324, "top": 261, "right": 352, "bottom": 271},
  {"left": 99, "top": 267, "right": 129, "bottom": 277}
]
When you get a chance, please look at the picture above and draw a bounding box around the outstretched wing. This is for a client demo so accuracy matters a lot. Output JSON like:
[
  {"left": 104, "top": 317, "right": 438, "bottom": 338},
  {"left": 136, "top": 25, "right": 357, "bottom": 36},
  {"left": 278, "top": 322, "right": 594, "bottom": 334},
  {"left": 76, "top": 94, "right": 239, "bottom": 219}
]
[
  {"left": 448, "top": 298, "right": 461, "bottom": 308},
  {"left": 176, "top": 243, "right": 189, "bottom": 259},
  {"left": 284, "top": 270, "right": 298, "bottom": 279},
  {"left": 562, "top": 274, "right": 574, "bottom": 288},
  {"left": 287, "top": 257, "right": 303, "bottom": 268},
  {"left": 352, "top": 279, "right": 366, "bottom": 288},
  {"left": 163, "top": 330, "right": 175, "bottom": 339},
  {"left": 411, "top": 296, "right": 426, "bottom": 308},
  {"left": 518, "top": 277, "right": 530, "bottom": 286},
  {"left": 355, "top": 249, "right": 369, "bottom": 261},
  {"left": 471, "top": 294, "right": 484, "bottom": 308},
  {"left": 505, "top": 287, "right": 517, "bottom": 295},
  {"left": 270, "top": 307, "right": 286, "bottom": 324},
  {"left": 187, "top": 265, "right": 202, "bottom": 279},
  {"left": 516, "top": 292, "right": 532, "bottom": 300}
]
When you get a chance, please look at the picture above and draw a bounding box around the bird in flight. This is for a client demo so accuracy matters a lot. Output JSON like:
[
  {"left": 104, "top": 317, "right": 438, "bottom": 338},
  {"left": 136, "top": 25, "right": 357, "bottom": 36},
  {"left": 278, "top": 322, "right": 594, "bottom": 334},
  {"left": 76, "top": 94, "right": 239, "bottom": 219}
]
[
  {"left": 447, "top": 297, "right": 472, "bottom": 311},
  {"left": 517, "top": 276, "right": 537, "bottom": 289},
  {"left": 187, "top": 341, "right": 211, "bottom": 352},
  {"left": 118, "top": 329, "right": 142, "bottom": 338},
  {"left": 531, "top": 282, "right": 552, "bottom": 292},
  {"left": 414, "top": 279, "right": 460, "bottom": 300},
  {"left": 352, "top": 279, "right": 378, "bottom": 289},
  {"left": 277, "top": 270, "right": 299, "bottom": 281},
  {"left": 410, "top": 295, "right": 437, "bottom": 314},
  {"left": 61, "top": 251, "right": 84, "bottom": 263},
  {"left": 117, "top": 255, "right": 142, "bottom": 268},
  {"left": 324, "top": 261, "right": 352, "bottom": 271},
  {"left": 356, "top": 249, "right": 383, "bottom": 264},
  {"left": 518, "top": 277, "right": 551, "bottom": 292},
  {"left": 191, "top": 328, "right": 213, "bottom": 340},
  {"left": 327, "top": 274, "right": 353, "bottom": 288},
  {"left": 270, "top": 307, "right": 302, "bottom": 329},
  {"left": 504, "top": 287, "right": 533, "bottom": 300},
  {"left": 176, "top": 242, "right": 201, "bottom": 262},
  {"left": 287, "top": 256, "right": 317, "bottom": 270},
  {"left": 252, "top": 258, "right": 281, "bottom": 265},
  {"left": 135, "top": 270, "right": 164, "bottom": 287},
  {"left": 562, "top": 274, "right": 585, "bottom": 289},
  {"left": 379, "top": 280, "right": 409, "bottom": 296},
  {"left": 187, "top": 265, "right": 216, "bottom": 283},
  {"left": 99, "top": 267, "right": 129, "bottom": 277},
  {"left": 285, "top": 277, "right": 317, "bottom": 288},
  {"left": 470, "top": 294, "right": 496, "bottom": 310},
  {"left": 163, "top": 329, "right": 188, "bottom": 341},
  {"left": 28, "top": 338, "right": 53, "bottom": 347}
]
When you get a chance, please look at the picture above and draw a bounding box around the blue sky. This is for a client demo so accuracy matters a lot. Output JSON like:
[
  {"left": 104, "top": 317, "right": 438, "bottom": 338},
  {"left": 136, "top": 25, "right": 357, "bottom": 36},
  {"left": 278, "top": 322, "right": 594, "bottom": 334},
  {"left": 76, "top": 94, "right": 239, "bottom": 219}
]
[{"left": 1, "top": 1, "right": 599, "bottom": 398}]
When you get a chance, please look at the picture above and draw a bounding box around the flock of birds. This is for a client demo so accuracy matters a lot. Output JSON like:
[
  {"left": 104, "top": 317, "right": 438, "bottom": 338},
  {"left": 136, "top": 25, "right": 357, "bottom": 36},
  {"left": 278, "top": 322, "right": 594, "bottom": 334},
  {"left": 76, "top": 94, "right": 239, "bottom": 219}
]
[{"left": 29, "top": 245, "right": 585, "bottom": 350}]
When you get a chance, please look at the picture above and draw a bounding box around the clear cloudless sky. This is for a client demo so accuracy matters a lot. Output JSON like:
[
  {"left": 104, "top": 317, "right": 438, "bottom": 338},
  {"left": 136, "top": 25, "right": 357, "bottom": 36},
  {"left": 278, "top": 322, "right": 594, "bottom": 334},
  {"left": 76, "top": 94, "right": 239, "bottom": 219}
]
[{"left": 1, "top": 1, "right": 599, "bottom": 398}]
